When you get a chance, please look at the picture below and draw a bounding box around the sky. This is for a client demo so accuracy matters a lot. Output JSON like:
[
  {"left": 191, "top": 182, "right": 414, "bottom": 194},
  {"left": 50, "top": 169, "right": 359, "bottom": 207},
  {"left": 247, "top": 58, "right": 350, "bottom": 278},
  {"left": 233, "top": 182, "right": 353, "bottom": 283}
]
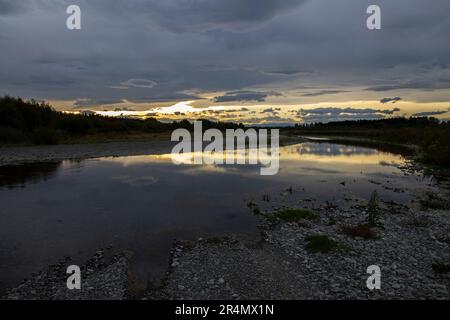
[{"left": 1, "top": 0, "right": 450, "bottom": 125}]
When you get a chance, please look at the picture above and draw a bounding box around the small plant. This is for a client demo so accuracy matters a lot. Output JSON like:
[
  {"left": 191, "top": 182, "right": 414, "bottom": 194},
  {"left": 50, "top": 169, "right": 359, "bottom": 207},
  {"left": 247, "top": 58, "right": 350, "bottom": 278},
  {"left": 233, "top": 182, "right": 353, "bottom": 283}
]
[
  {"left": 246, "top": 201, "right": 260, "bottom": 215},
  {"left": 305, "top": 235, "right": 339, "bottom": 253},
  {"left": 327, "top": 217, "right": 337, "bottom": 226},
  {"left": 367, "top": 190, "right": 379, "bottom": 227},
  {"left": 287, "top": 186, "right": 293, "bottom": 194},
  {"left": 420, "top": 192, "right": 450, "bottom": 210},
  {"left": 404, "top": 215, "right": 429, "bottom": 228},
  {"left": 340, "top": 224, "right": 377, "bottom": 239},
  {"left": 432, "top": 263, "right": 450, "bottom": 274},
  {"left": 268, "top": 208, "right": 317, "bottom": 223},
  {"left": 262, "top": 194, "right": 270, "bottom": 202},
  {"left": 325, "top": 201, "right": 338, "bottom": 211}
]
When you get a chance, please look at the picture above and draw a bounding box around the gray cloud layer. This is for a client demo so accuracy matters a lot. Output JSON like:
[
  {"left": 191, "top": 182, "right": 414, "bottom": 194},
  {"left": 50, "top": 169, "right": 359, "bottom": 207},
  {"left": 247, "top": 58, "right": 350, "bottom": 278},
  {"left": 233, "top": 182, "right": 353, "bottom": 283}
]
[
  {"left": 0, "top": 0, "right": 450, "bottom": 106},
  {"left": 214, "top": 91, "right": 281, "bottom": 102}
]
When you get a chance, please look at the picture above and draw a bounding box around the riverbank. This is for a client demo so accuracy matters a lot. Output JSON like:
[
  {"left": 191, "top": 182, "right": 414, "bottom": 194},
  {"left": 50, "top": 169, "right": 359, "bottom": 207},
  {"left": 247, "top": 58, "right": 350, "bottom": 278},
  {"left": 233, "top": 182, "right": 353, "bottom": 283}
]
[
  {"left": 0, "top": 134, "right": 302, "bottom": 166},
  {"left": 146, "top": 181, "right": 450, "bottom": 300}
]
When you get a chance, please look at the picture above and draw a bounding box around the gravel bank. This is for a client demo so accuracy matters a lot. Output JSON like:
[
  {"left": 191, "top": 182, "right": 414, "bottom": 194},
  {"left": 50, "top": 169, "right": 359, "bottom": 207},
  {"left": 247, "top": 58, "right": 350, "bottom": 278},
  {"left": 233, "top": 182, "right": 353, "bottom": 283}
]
[
  {"left": 147, "top": 187, "right": 450, "bottom": 300},
  {"left": 4, "top": 249, "right": 130, "bottom": 300}
]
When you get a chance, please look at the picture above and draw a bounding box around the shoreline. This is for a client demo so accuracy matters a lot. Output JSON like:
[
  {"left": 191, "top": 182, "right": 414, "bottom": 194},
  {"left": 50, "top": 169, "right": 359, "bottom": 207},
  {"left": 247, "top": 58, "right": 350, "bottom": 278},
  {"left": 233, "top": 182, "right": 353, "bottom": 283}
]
[
  {"left": 0, "top": 134, "right": 303, "bottom": 167},
  {"left": 146, "top": 182, "right": 450, "bottom": 300},
  {"left": 5, "top": 186, "right": 449, "bottom": 300},
  {"left": 0, "top": 140, "right": 177, "bottom": 166}
]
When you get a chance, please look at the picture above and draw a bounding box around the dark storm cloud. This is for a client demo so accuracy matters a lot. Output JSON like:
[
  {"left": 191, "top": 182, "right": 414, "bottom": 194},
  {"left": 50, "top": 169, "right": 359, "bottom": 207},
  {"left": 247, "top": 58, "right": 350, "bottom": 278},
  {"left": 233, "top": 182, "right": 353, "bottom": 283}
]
[
  {"left": 380, "top": 97, "right": 402, "bottom": 104},
  {"left": 213, "top": 91, "right": 281, "bottom": 103},
  {"left": 142, "top": 0, "right": 308, "bottom": 32},
  {"left": 1, "top": 0, "right": 450, "bottom": 105}
]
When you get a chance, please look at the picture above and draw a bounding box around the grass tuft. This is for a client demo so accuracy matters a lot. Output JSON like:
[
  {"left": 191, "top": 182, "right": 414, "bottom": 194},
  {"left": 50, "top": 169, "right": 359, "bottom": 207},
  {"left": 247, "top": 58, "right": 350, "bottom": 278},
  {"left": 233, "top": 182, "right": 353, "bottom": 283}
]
[
  {"left": 367, "top": 190, "right": 379, "bottom": 227},
  {"left": 304, "top": 235, "right": 339, "bottom": 253},
  {"left": 420, "top": 192, "right": 450, "bottom": 210},
  {"left": 432, "top": 263, "right": 450, "bottom": 274}
]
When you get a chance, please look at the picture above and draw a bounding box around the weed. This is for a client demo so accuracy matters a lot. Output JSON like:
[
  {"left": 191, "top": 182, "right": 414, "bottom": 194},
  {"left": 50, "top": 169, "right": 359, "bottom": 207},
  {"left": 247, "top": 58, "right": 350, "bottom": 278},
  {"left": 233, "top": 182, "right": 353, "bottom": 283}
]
[
  {"left": 305, "top": 235, "right": 339, "bottom": 253},
  {"left": 432, "top": 263, "right": 450, "bottom": 274},
  {"left": 367, "top": 190, "right": 379, "bottom": 227},
  {"left": 420, "top": 192, "right": 450, "bottom": 210},
  {"left": 327, "top": 217, "right": 337, "bottom": 226}
]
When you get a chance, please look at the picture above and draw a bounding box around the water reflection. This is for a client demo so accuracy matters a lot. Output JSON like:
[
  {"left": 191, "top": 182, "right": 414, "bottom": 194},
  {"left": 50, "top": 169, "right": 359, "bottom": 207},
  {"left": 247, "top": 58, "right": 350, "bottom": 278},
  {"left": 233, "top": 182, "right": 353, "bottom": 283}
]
[
  {"left": 0, "top": 162, "right": 62, "bottom": 189},
  {"left": 297, "top": 143, "right": 377, "bottom": 156}
]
